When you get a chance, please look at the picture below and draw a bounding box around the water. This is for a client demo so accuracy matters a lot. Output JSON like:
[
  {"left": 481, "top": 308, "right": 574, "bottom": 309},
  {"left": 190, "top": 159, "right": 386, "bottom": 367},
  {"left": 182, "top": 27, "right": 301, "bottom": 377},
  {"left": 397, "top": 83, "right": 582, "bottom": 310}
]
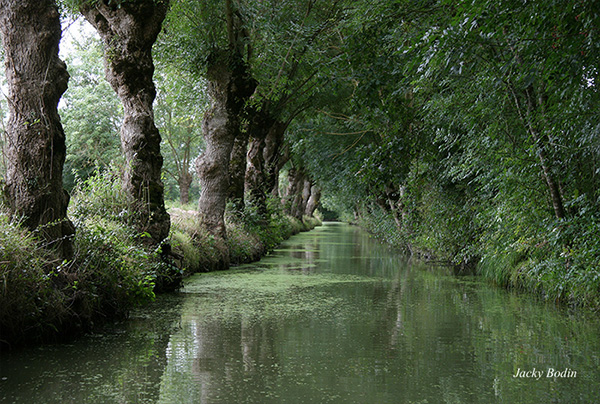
[{"left": 1, "top": 222, "right": 599, "bottom": 403}]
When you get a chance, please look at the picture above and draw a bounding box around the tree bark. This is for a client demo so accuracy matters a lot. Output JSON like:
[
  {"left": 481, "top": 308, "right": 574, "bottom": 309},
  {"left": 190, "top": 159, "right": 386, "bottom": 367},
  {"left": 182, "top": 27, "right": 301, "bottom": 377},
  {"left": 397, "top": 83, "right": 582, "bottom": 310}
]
[
  {"left": 227, "top": 128, "right": 249, "bottom": 214},
  {"left": 521, "top": 85, "right": 566, "bottom": 220},
  {"left": 80, "top": 1, "right": 170, "bottom": 243},
  {"left": 0, "top": 0, "right": 74, "bottom": 259},
  {"left": 285, "top": 168, "right": 307, "bottom": 220},
  {"left": 196, "top": 50, "right": 255, "bottom": 238},
  {"left": 301, "top": 178, "right": 312, "bottom": 218},
  {"left": 264, "top": 121, "right": 287, "bottom": 194},
  {"left": 271, "top": 143, "right": 290, "bottom": 198},
  {"left": 244, "top": 110, "right": 274, "bottom": 216},
  {"left": 178, "top": 170, "right": 193, "bottom": 205},
  {"left": 245, "top": 111, "right": 287, "bottom": 216},
  {"left": 291, "top": 172, "right": 306, "bottom": 220},
  {"left": 305, "top": 185, "right": 321, "bottom": 217}
]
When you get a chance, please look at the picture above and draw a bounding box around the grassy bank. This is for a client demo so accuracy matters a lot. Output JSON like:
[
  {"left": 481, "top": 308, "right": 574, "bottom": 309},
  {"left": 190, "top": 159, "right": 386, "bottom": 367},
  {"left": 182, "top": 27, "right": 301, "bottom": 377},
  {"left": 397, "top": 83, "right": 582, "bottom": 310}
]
[
  {"left": 0, "top": 171, "right": 320, "bottom": 349},
  {"left": 350, "top": 194, "right": 600, "bottom": 311},
  {"left": 168, "top": 198, "right": 322, "bottom": 273}
]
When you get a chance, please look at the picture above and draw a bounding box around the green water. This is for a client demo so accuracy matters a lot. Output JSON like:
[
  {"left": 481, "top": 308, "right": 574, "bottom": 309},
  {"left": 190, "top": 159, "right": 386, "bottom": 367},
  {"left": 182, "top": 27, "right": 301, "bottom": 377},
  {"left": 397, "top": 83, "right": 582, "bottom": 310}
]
[{"left": 1, "top": 222, "right": 600, "bottom": 403}]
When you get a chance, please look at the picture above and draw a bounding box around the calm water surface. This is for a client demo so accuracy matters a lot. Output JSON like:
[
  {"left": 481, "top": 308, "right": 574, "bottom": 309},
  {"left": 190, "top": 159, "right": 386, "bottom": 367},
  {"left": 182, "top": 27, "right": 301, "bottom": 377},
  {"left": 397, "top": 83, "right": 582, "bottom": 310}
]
[{"left": 1, "top": 223, "right": 600, "bottom": 403}]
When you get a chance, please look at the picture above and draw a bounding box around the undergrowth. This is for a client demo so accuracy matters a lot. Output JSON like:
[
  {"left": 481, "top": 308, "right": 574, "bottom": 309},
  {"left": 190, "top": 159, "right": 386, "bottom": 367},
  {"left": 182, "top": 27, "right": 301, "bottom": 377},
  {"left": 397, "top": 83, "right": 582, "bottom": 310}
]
[
  {"left": 1, "top": 168, "right": 321, "bottom": 348},
  {"left": 169, "top": 195, "right": 321, "bottom": 273},
  {"left": 1, "top": 169, "right": 173, "bottom": 348},
  {"left": 351, "top": 180, "right": 600, "bottom": 310}
]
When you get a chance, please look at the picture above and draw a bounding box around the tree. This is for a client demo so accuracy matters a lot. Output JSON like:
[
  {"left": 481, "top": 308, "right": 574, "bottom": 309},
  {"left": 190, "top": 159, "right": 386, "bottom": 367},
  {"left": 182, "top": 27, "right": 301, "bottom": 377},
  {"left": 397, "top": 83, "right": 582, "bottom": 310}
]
[
  {"left": 243, "top": 0, "right": 347, "bottom": 217},
  {"left": 404, "top": 0, "right": 600, "bottom": 229},
  {"left": 0, "top": 56, "right": 7, "bottom": 179},
  {"left": 163, "top": 0, "right": 256, "bottom": 241},
  {"left": 154, "top": 64, "right": 205, "bottom": 205},
  {"left": 292, "top": 0, "right": 600, "bottom": 279},
  {"left": 0, "top": 0, "right": 75, "bottom": 259},
  {"left": 78, "top": 0, "right": 171, "bottom": 244},
  {"left": 282, "top": 165, "right": 319, "bottom": 220},
  {"left": 60, "top": 32, "right": 122, "bottom": 190}
]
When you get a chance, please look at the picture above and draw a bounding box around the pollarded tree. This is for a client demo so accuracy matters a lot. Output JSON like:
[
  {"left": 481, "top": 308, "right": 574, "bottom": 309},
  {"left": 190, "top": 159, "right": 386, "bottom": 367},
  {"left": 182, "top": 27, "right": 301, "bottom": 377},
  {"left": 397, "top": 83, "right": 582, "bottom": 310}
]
[
  {"left": 162, "top": 0, "right": 256, "bottom": 240},
  {"left": 0, "top": 0, "right": 75, "bottom": 259},
  {"left": 243, "top": 0, "right": 347, "bottom": 217},
  {"left": 75, "top": 0, "right": 171, "bottom": 244},
  {"left": 282, "top": 164, "right": 319, "bottom": 220},
  {"left": 305, "top": 183, "right": 321, "bottom": 217}
]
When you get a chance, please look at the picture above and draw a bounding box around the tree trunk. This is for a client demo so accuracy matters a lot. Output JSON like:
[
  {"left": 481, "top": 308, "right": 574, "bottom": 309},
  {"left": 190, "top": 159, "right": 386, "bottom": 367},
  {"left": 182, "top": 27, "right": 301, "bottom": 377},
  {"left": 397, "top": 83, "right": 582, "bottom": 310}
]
[
  {"left": 271, "top": 143, "right": 290, "bottom": 198},
  {"left": 245, "top": 112, "right": 287, "bottom": 216},
  {"left": 264, "top": 121, "right": 287, "bottom": 194},
  {"left": 291, "top": 173, "right": 306, "bottom": 220},
  {"left": 196, "top": 50, "right": 255, "bottom": 238},
  {"left": 285, "top": 168, "right": 307, "bottom": 220},
  {"left": 179, "top": 170, "right": 193, "bottom": 205},
  {"left": 245, "top": 110, "right": 274, "bottom": 216},
  {"left": 301, "top": 178, "right": 312, "bottom": 218},
  {"left": 523, "top": 86, "right": 566, "bottom": 220},
  {"left": 227, "top": 129, "right": 249, "bottom": 214},
  {"left": 80, "top": 1, "right": 170, "bottom": 243},
  {"left": 0, "top": 0, "right": 74, "bottom": 259},
  {"left": 305, "top": 185, "right": 321, "bottom": 217}
]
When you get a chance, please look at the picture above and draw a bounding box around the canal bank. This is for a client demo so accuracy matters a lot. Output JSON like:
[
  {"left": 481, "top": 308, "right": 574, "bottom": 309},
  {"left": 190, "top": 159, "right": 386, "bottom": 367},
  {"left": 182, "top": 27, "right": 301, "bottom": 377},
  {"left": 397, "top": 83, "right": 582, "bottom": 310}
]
[{"left": 0, "top": 189, "right": 320, "bottom": 349}]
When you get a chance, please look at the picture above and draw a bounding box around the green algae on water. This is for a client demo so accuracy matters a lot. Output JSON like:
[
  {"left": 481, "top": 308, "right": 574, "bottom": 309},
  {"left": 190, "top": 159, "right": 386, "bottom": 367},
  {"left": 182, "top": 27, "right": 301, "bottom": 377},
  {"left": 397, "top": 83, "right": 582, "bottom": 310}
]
[{"left": 181, "top": 267, "right": 386, "bottom": 323}]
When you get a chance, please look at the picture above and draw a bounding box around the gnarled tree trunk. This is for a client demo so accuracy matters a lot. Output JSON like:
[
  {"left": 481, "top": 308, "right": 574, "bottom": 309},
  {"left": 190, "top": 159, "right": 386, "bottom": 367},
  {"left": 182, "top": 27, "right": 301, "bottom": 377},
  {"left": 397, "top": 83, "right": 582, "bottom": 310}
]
[
  {"left": 227, "top": 129, "right": 249, "bottom": 214},
  {"left": 285, "top": 167, "right": 307, "bottom": 220},
  {"left": 264, "top": 121, "right": 287, "bottom": 193},
  {"left": 80, "top": 1, "right": 170, "bottom": 243},
  {"left": 196, "top": 50, "right": 255, "bottom": 239},
  {"left": 271, "top": 142, "right": 290, "bottom": 198},
  {"left": 301, "top": 178, "right": 312, "bottom": 218},
  {"left": 245, "top": 113, "right": 287, "bottom": 216},
  {"left": 244, "top": 110, "right": 274, "bottom": 216},
  {"left": 0, "top": 0, "right": 74, "bottom": 259},
  {"left": 305, "top": 185, "right": 321, "bottom": 217}
]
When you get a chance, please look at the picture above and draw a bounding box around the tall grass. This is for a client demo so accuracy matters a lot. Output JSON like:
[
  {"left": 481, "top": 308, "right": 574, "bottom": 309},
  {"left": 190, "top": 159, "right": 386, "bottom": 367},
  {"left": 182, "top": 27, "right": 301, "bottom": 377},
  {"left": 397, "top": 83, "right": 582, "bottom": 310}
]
[
  {"left": 0, "top": 211, "right": 66, "bottom": 346},
  {"left": 0, "top": 169, "right": 172, "bottom": 348},
  {"left": 168, "top": 195, "right": 322, "bottom": 273}
]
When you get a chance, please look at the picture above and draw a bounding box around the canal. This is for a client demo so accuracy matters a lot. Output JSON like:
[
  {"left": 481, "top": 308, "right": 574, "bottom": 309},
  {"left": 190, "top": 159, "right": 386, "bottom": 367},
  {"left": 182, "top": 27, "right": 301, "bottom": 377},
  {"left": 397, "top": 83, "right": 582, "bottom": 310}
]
[{"left": 1, "top": 222, "right": 599, "bottom": 403}]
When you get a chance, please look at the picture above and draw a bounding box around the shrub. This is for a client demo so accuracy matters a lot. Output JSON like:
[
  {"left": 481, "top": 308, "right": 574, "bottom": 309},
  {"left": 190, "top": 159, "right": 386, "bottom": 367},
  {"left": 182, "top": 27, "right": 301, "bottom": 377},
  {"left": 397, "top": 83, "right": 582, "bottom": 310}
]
[{"left": 0, "top": 210, "right": 66, "bottom": 346}]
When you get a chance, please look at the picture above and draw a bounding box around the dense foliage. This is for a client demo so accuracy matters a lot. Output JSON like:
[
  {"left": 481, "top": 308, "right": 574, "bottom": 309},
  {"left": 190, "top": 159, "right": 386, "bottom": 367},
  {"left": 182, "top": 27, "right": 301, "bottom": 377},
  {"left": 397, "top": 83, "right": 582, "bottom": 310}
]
[
  {"left": 60, "top": 30, "right": 122, "bottom": 190},
  {"left": 294, "top": 0, "right": 600, "bottom": 306}
]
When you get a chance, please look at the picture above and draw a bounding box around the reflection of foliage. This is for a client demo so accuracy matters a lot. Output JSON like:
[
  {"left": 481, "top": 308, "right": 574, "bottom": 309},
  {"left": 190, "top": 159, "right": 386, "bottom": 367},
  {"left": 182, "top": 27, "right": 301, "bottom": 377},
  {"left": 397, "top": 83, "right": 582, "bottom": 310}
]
[
  {"left": 4, "top": 224, "right": 600, "bottom": 402},
  {"left": 158, "top": 225, "right": 600, "bottom": 403}
]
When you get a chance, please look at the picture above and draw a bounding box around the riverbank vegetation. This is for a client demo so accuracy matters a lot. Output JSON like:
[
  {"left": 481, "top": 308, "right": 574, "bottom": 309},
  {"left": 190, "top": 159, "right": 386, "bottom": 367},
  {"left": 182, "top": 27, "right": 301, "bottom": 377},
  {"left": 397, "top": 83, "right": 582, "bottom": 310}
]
[
  {"left": 0, "top": 0, "right": 598, "bottom": 347},
  {"left": 0, "top": 167, "right": 319, "bottom": 347},
  {"left": 295, "top": 0, "right": 600, "bottom": 308}
]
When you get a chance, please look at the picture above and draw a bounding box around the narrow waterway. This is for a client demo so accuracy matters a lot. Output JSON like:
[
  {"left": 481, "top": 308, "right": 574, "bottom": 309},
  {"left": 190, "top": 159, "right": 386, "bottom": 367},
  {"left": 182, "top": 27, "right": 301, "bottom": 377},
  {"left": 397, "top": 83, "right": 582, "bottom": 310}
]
[{"left": 1, "top": 222, "right": 599, "bottom": 403}]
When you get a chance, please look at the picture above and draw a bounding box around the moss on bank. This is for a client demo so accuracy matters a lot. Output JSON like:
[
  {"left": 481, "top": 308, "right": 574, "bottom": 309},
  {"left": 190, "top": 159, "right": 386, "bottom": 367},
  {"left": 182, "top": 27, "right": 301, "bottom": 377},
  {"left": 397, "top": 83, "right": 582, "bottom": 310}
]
[{"left": 0, "top": 172, "right": 321, "bottom": 349}]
